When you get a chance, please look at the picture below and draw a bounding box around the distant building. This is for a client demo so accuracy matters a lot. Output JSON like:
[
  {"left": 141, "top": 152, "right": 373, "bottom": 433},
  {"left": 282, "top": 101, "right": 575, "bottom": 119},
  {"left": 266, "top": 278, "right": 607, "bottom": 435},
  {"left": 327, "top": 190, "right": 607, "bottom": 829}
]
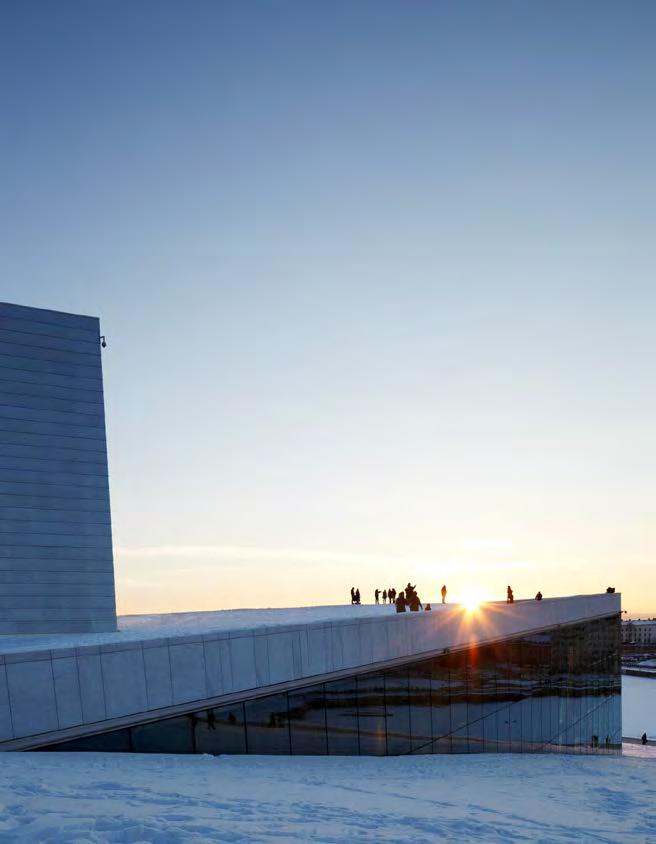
[{"left": 622, "top": 619, "right": 656, "bottom": 645}]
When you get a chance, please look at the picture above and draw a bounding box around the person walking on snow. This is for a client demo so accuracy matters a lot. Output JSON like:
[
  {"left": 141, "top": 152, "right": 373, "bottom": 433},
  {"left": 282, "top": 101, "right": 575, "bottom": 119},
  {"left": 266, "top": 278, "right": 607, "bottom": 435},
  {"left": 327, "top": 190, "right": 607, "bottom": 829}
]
[{"left": 441, "top": 584, "right": 447, "bottom": 604}]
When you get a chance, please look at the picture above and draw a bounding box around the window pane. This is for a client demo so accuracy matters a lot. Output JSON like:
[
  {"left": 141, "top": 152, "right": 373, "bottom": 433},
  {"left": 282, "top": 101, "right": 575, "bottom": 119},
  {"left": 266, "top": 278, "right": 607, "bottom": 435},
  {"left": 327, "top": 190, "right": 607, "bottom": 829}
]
[
  {"left": 430, "top": 655, "right": 451, "bottom": 753},
  {"left": 196, "top": 704, "right": 246, "bottom": 754},
  {"left": 490, "top": 642, "right": 510, "bottom": 753},
  {"left": 385, "top": 669, "right": 411, "bottom": 755},
  {"left": 505, "top": 642, "right": 523, "bottom": 752},
  {"left": 131, "top": 716, "right": 194, "bottom": 753},
  {"left": 325, "top": 677, "right": 359, "bottom": 755},
  {"left": 288, "top": 685, "right": 328, "bottom": 755},
  {"left": 563, "top": 628, "right": 576, "bottom": 751},
  {"left": 477, "top": 647, "right": 499, "bottom": 753},
  {"left": 607, "top": 615, "right": 622, "bottom": 750},
  {"left": 522, "top": 635, "right": 547, "bottom": 750},
  {"left": 244, "top": 693, "right": 290, "bottom": 754},
  {"left": 448, "top": 651, "right": 468, "bottom": 753},
  {"left": 466, "top": 647, "right": 484, "bottom": 753},
  {"left": 408, "top": 661, "right": 433, "bottom": 754},
  {"left": 357, "top": 674, "right": 386, "bottom": 756},
  {"left": 47, "top": 728, "right": 132, "bottom": 752},
  {"left": 551, "top": 626, "right": 569, "bottom": 750},
  {"left": 533, "top": 632, "right": 552, "bottom": 748}
]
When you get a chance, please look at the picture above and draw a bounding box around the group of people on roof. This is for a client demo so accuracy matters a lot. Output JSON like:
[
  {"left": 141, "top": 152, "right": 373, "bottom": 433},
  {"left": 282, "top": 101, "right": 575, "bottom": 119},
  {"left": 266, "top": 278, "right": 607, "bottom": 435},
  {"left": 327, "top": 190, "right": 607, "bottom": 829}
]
[{"left": 352, "top": 584, "right": 616, "bottom": 609}]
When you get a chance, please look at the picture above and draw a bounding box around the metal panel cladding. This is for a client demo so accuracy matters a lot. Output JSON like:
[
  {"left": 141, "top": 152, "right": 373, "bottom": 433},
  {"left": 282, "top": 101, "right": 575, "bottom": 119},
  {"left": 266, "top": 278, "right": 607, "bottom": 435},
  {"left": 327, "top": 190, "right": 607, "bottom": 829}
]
[{"left": 0, "top": 302, "right": 117, "bottom": 633}]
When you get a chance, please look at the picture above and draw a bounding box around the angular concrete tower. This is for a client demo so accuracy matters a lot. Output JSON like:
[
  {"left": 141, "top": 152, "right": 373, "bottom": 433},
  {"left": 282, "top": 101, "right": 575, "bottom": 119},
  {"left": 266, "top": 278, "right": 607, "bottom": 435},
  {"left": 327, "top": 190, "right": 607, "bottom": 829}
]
[{"left": 0, "top": 302, "right": 117, "bottom": 633}]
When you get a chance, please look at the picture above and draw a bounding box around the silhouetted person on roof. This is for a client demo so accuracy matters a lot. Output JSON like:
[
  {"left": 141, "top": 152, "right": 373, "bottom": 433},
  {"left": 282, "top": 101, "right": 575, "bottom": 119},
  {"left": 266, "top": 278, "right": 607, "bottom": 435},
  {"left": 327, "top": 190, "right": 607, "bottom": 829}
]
[
  {"left": 375, "top": 588, "right": 380, "bottom": 604},
  {"left": 606, "top": 586, "right": 616, "bottom": 593},
  {"left": 405, "top": 583, "right": 416, "bottom": 602},
  {"left": 535, "top": 591, "right": 542, "bottom": 601},
  {"left": 354, "top": 588, "right": 361, "bottom": 605},
  {"left": 382, "top": 589, "right": 387, "bottom": 603},
  {"left": 395, "top": 592, "right": 407, "bottom": 613},
  {"left": 507, "top": 585, "right": 514, "bottom": 604},
  {"left": 350, "top": 587, "right": 355, "bottom": 605},
  {"left": 441, "top": 584, "right": 447, "bottom": 604},
  {"left": 642, "top": 732, "right": 648, "bottom": 745},
  {"left": 408, "top": 591, "right": 423, "bottom": 612}
]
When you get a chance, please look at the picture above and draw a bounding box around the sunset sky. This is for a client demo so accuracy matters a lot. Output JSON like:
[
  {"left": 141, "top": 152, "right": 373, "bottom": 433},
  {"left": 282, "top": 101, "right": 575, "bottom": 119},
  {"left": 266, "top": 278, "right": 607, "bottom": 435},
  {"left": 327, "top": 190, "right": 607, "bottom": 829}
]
[{"left": 2, "top": 2, "right": 655, "bottom": 616}]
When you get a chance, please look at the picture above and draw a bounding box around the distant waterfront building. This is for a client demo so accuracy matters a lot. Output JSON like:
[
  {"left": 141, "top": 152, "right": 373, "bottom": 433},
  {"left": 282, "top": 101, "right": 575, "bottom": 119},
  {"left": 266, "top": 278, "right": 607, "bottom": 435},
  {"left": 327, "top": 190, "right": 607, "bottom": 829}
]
[
  {"left": 0, "top": 302, "right": 116, "bottom": 633},
  {"left": 622, "top": 619, "right": 656, "bottom": 645}
]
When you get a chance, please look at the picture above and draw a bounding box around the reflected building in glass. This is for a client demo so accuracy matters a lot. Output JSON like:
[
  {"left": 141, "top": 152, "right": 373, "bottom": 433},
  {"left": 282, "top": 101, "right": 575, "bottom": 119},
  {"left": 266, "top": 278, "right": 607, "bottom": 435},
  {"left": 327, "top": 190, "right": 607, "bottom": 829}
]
[{"left": 45, "top": 613, "right": 621, "bottom": 756}]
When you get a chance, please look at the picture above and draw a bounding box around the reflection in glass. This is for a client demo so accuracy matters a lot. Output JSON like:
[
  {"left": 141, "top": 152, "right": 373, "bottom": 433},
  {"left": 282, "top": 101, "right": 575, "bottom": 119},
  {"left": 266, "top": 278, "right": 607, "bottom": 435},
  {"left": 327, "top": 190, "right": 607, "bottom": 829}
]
[
  {"left": 408, "top": 662, "right": 433, "bottom": 754},
  {"left": 385, "top": 669, "right": 412, "bottom": 755},
  {"left": 43, "top": 614, "right": 622, "bottom": 758},
  {"left": 448, "top": 652, "right": 469, "bottom": 753},
  {"left": 244, "top": 693, "right": 290, "bottom": 754},
  {"left": 325, "top": 677, "right": 359, "bottom": 755},
  {"left": 196, "top": 704, "right": 247, "bottom": 755},
  {"left": 288, "top": 685, "right": 328, "bottom": 755},
  {"left": 466, "top": 647, "right": 484, "bottom": 753},
  {"left": 357, "top": 674, "right": 386, "bottom": 756},
  {"left": 430, "top": 655, "right": 451, "bottom": 753}
]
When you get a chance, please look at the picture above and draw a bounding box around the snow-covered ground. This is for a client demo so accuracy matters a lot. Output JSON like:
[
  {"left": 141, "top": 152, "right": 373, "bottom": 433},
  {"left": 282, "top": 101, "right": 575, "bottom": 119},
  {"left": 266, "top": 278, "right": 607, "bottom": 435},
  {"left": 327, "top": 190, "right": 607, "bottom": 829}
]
[
  {"left": 0, "top": 750, "right": 654, "bottom": 843},
  {"left": 0, "top": 677, "right": 648, "bottom": 842},
  {"left": 623, "top": 675, "right": 656, "bottom": 740}
]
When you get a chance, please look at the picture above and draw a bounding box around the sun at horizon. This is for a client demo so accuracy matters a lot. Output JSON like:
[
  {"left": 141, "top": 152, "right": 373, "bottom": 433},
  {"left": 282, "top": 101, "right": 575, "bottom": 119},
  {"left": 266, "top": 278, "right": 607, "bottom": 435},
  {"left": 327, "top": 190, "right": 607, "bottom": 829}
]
[{"left": 460, "top": 590, "right": 484, "bottom": 612}]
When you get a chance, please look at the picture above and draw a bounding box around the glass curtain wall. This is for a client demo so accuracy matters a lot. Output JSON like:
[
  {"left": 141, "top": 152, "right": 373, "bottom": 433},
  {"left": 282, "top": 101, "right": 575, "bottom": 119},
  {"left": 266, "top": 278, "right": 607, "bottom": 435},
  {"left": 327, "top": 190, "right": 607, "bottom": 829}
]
[{"left": 44, "top": 615, "right": 622, "bottom": 756}]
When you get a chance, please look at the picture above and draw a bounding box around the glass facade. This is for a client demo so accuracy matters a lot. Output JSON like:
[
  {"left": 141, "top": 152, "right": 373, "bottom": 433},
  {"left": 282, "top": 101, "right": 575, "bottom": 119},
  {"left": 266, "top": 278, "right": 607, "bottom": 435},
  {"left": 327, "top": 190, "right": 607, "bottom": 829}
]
[{"left": 43, "top": 615, "right": 622, "bottom": 756}]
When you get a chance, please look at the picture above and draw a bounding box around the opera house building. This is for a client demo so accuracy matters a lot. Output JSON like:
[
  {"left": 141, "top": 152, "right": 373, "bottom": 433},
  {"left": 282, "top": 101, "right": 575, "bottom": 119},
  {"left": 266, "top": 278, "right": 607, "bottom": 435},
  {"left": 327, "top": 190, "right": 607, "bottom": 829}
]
[{"left": 0, "top": 302, "right": 621, "bottom": 755}]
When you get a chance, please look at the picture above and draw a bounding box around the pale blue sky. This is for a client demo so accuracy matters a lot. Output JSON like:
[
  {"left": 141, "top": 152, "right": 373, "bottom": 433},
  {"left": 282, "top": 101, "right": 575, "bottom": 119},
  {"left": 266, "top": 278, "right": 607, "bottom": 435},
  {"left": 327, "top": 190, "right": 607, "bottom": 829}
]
[{"left": 1, "top": 2, "right": 655, "bottom": 613}]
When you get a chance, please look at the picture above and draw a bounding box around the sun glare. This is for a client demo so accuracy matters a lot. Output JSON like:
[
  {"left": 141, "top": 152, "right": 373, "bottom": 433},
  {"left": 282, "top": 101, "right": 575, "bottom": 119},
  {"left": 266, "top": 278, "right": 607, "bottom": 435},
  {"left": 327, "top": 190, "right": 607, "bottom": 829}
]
[{"left": 461, "top": 592, "right": 482, "bottom": 613}]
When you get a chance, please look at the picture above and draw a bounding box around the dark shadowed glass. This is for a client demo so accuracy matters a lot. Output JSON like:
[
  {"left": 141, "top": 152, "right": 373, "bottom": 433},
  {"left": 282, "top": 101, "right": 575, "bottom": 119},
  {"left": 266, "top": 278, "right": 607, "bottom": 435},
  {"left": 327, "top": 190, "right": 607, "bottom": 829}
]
[
  {"left": 288, "top": 685, "right": 328, "bottom": 755},
  {"left": 244, "top": 693, "right": 291, "bottom": 754},
  {"left": 356, "top": 674, "right": 386, "bottom": 756},
  {"left": 384, "top": 668, "right": 411, "bottom": 755},
  {"left": 195, "top": 704, "right": 247, "bottom": 754},
  {"left": 447, "top": 651, "right": 469, "bottom": 753},
  {"left": 430, "top": 654, "right": 452, "bottom": 753},
  {"left": 131, "top": 716, "right": 194, "bottom": 753},
  {"left": 325, "top": 676, "right": 359, "bottom": 755},
  {"left": 408, "top": 661, "right": 433, "bottom": 754}
]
